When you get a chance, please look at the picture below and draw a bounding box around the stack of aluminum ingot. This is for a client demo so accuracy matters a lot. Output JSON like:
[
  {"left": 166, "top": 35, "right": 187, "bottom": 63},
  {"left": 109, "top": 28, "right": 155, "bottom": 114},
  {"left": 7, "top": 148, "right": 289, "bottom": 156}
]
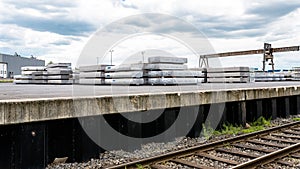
[
  {"left": 207, "top": 67, "right": 250, "bottom": 83},
  {"left": 145, "top": 56, "right": 205, "bottom": 85},
  {"left": 254, "top": 71, "right": 290, "bottom": 82},
  {"left": 14, "top": 66, "right": 47, "bottom": 84},
  {"left": 72, "top": 70, "right": 80, "bottom": 84},
  {"left": 104, "top": 63, "right": 144, "bottom": 85},
  {"left": 78, "top": 65, "right": 107, "bottom": 85},
  {"left": 46, "top": 63, "right": 73, "bottom": 84},
  {"left": 76, "top": 56, "right": 207, "bottom": 85},
  {"left": 14, "top": 63, "right": 73, "bottom": 85},
  {"left": 292, "top": 67, "right": 300, "bottom": 81}
]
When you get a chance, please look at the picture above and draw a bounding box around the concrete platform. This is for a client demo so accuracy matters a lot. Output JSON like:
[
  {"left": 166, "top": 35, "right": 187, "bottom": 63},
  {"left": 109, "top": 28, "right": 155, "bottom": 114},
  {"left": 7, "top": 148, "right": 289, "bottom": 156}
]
[{"left": 1, "top": 82, "right": 300, "bottom": 125}]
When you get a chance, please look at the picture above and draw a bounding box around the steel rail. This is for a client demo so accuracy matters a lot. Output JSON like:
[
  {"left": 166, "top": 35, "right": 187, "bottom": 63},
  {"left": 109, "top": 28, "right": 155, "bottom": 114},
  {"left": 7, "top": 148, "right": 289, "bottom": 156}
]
[
  {"left": 232, "top": 142, "right": 300, "bottom": 169},
  {"left": 105, "top": 121, "right": 300, "bottom": 169}
]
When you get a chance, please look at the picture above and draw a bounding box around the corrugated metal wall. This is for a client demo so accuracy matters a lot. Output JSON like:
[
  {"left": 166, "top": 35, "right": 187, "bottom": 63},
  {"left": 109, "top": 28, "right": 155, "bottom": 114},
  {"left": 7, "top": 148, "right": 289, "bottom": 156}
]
[{"left": 0, "top": 54, "right": 45, "bottom": 78}]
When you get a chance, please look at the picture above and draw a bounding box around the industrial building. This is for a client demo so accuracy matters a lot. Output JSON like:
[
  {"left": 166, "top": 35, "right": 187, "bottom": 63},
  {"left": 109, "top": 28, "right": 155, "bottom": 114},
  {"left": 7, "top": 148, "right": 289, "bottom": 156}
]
[{"left": 0, "top": 53, "right": 45, "bottom": 78}]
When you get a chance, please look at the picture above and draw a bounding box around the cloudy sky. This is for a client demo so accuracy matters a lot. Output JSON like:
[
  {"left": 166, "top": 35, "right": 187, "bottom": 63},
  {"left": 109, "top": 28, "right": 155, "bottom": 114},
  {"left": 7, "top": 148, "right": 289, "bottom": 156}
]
[{"left": 0, "top": 0, "right": 300, "bottom": 69}]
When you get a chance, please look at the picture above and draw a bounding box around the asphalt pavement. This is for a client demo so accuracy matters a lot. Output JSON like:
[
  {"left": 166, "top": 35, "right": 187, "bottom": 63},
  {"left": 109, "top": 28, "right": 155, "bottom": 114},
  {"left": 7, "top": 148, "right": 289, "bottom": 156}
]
[{"left": 1, "top": 82, "right": 300, "bottom": 101}]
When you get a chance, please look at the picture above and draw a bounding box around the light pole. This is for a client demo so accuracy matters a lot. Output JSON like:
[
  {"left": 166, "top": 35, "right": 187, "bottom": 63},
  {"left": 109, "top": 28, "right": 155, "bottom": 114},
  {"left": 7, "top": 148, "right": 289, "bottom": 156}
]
[
  {"left": 141, "top": 51, "right": 145, "bottom": 63},
  {"left": 109, "top": 49, "right": 114, "bottom": 65}
]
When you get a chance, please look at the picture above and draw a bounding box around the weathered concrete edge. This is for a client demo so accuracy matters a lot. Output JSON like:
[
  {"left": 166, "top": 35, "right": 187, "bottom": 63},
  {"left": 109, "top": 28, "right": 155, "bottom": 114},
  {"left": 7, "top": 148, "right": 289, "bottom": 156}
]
[{"left": 1, "top": 85, "right": 300, "bottom": 125}]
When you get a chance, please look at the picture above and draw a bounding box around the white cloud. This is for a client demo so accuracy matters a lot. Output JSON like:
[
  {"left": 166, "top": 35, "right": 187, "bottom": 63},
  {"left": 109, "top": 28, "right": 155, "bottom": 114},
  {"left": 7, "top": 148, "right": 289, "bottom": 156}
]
[
  {"left": 0, "top": 23, "right": 87, "bottom": 65},
  {"left": 0, "top": 0, "right": 299, "bottom": 69}
]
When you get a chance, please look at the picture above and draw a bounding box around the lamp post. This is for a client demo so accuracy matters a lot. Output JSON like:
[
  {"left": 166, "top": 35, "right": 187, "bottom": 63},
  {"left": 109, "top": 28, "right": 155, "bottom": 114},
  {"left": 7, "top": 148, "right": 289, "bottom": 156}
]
[
  {"left": 109, "top": 49, "right": 114, "bottom": 65},
  {"left": 141, "top": 51, "right": 145, "bottom": 63}
]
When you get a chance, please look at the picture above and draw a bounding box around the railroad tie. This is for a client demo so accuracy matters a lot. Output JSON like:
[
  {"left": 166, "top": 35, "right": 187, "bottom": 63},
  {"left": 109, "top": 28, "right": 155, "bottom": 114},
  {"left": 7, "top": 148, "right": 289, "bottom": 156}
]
[
  {"left": 150, "top": 164, "right": 173, "bottom": 169},
  {"left": 291, "top": 153, "right": 300, "bottom": 159},
  {"left": 232, "top": 143, "right": 274, "bottom": 153},
  {"left": 247, "top": 140, "right": 286, "bottom": 148},
  {"left": 261, "top": 136, "right": 299, "bottom": 144},
  {"left": 196, "top": 151, "right": 239, "bottom": 165},
  {"left": 215, "top": 148, "right": 258, "bottom": 158},
  {"left": 231, "top": 143, "right": 294, "bottom": 166},
  {"left": 271, "top": 133, "right": 300, "bottom": 139},
  {"left": 290, "top": 127, "right": 300, "bottom": 131},
  {"left": 170, "top": 158, "right": 215, "bottom": 169},
  {"left": 282, "top": 130, "right": 300, "bottom": 135}
]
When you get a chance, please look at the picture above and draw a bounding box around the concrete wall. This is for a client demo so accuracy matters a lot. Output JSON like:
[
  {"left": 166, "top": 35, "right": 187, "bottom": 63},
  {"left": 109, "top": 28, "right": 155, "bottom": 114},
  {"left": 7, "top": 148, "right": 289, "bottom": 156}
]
[
  {"left": 0, "top": 84, "right": 300, "bottom": 168},
  {"left": 0, "top": 53, "right": 45, "bottom": 78},
  {"left": 1, "top": 85, "right": 300, "bottom": 125}
]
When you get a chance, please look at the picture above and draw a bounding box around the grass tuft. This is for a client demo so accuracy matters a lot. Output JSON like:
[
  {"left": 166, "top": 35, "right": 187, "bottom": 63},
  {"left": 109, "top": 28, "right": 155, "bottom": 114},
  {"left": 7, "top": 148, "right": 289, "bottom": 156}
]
[
  {"left": 202, "top": 123, "right": 215, "bottom": 139},
  {"left": 292, "top": 117, "right": 300, "bottom": 121},
  {"left": 136, "top": 164, "right": 144, "bottom": 169},
  {"left": 212, "top": 116, "right": 271, "bottom": 136},
  {"left": 0, "top": 79, "right": 13, "bottom": 83}
]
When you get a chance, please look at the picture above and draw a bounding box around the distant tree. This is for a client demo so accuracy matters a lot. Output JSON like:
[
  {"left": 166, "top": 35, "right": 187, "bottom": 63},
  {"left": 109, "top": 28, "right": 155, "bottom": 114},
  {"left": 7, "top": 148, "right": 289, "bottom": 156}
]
[{"left": 47, "top": 61, "right": 54, "bottom": 65}]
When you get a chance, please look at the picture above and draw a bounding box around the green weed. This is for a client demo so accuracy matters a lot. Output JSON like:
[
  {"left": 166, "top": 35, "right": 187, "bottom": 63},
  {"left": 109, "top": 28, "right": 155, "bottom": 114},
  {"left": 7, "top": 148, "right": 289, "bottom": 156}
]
[
  {"left": 252, "top": 116, "right": 271, "bottom": 127},
  {"left": 202, "top": 123, "right": 215, "bottom": 139},
  {"left": 212, "top": 116, "right": 271, "bottom": 136},
  {"left": 136, "top": 164, "right": 144, "bottom": 169},
  {"left": 292, "top": 117, "right": 300, "bottom": 121},
  {"left": 0, "top": 79, "right": 13, "bottom": 83}
]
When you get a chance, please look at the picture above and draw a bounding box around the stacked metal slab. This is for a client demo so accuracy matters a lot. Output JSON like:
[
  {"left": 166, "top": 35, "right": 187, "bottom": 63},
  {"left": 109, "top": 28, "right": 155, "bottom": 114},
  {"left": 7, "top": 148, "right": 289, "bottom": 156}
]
[
  {"left": 72, "top": 70, "right": 80, "bottom": 84},
  {"left": 249, "top": 68, "right": 256, "bottom": 83},
  {"left": 105, "top": 63, "right": 145, "bottom": 85},
  {"left": 145, "top": 57, "right": 205, "bottom": 85},
  {"left": 292, "top": 67, "right": 300, "bottom": 81},
  {"left": 254, "top": 71, "right": 291, "bottom": 82},
  {"left": 14, "top": 66, "right": 47, "bottom": 84},
  {"left": 14, "top": 63, "right": 73, "bottom": 85},
  {"left": 46, "top": 63, "right": 73, "bottom": 84},
  {"left": 76, "top": 57, "right": 207, "bottom": 85},
  {"left": 78, "top": 65, "right": 107, "bottom": 85},
  {"left": 207, "top": 67, "right": 250, "bottom": 83}
]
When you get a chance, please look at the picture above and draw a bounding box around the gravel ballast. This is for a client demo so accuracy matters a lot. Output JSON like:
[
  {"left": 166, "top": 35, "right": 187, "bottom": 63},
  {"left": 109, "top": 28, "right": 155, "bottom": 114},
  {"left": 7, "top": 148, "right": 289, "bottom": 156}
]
[{"left": 47, "top": 115, "right": 300, "bottom": 169}]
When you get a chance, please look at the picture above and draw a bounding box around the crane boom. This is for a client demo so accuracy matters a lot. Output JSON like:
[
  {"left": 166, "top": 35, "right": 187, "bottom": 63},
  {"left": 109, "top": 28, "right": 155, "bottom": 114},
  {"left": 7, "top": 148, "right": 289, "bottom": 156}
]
[
  {"left": 201, "top": 46, "right": 299, "bottom": 58},
  {"left": 272, "top": 46, "right": 299, "bottom": 53},
  {"left": 202, "top": 49, "right": 263, "bottom": 58},
  {"left": 199, "top": 44, "right": 300, "bottom": 71}
]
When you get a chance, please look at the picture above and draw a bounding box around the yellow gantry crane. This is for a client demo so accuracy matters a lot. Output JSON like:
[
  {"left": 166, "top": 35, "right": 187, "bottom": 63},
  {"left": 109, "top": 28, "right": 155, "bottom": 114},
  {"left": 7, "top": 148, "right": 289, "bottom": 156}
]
[{"left": 199, "top": 43, "right": 300, "bottom": 71}]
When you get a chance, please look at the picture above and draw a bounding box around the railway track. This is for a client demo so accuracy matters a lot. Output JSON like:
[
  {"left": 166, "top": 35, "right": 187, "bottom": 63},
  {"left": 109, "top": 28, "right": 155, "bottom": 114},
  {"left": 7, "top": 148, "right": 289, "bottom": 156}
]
[{"left": 105, "top": 121, "right": 300, "bottom": 169}]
